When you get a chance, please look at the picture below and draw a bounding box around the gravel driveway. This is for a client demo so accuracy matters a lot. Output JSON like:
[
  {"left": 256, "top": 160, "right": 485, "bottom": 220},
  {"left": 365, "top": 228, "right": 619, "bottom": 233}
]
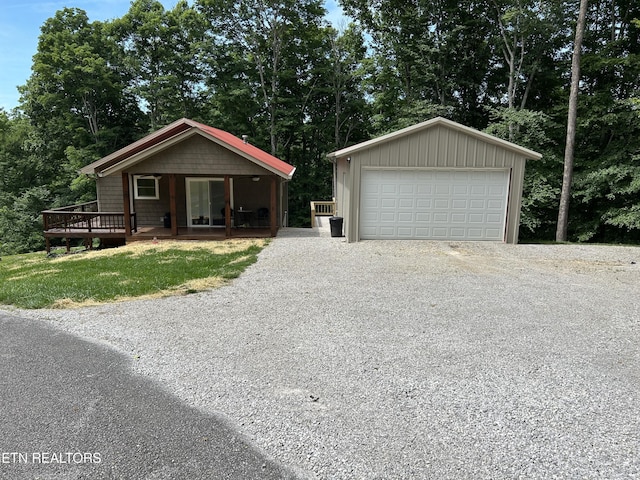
[{"left": 11, "top": 226, "right": 640, "bottom": 479}]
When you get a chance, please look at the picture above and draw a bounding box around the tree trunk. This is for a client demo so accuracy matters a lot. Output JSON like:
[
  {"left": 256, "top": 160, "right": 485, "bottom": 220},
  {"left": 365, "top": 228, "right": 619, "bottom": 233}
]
[{"left": 556, "top": 0, "right": 589, "bottom": 242}]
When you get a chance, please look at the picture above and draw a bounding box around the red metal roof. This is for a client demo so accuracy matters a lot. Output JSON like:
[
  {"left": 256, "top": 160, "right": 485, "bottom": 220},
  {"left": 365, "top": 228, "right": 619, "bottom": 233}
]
[{"left": 81, "top": 118, "right": 296, "bottom": 179}]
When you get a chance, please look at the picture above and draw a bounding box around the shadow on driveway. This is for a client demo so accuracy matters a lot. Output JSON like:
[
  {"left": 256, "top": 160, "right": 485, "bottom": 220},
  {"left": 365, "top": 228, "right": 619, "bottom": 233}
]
[{"left": 0, "top": 312, "right": 302, "bottom": 480}]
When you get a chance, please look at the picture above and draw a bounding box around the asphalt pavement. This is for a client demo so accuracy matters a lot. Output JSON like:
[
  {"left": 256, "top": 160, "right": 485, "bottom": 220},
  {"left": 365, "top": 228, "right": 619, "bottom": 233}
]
[{"left": 0, "top": 312, "right": 300, "bottom": 480}]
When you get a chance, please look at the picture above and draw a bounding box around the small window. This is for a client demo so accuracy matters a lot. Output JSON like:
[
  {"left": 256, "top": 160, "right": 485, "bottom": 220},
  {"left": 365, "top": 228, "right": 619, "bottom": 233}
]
[{"left": 134, "top": 175, "right": 159, "bottom": 199}]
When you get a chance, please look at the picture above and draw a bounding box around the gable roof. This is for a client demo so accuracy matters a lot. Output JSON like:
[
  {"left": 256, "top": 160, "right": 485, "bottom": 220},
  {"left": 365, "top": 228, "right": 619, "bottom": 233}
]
[
  {"left": 327, "top": 117, "right": 543, "bottom": 161},
  {"left": 81, "top": 118, "right": 296, "bottom": 179}
]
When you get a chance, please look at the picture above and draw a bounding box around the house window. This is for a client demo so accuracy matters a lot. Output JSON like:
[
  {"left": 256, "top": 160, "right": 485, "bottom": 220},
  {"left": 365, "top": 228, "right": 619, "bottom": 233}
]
[{"left": 134, "top": 175, "right": 159, "bottom": 199}]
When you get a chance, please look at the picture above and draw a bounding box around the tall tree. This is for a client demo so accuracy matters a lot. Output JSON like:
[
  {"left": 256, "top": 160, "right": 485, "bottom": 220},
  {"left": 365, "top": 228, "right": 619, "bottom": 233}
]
[
  {"left": 556, "top": 0, "right": 589, "bottom": 241},
  {"left": 19, "top": 8, "right": 142, "bottom": 204},
  {"left": 321, "top": 24, "right": 371, "bottom": 149},
  {"left": 198, "top": 0, "right": 327, "bottom": 156},
  {"left": 341, "top": 0, "right": 494, "bottom": 130},
  {"left": 112, "top": 0, "right": 208, "bottom": 130}
]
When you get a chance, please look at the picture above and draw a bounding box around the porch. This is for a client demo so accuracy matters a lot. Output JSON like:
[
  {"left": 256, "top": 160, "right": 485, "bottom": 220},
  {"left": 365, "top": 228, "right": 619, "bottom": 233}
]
[
  {"left": 129, "top": 226, "right": 274, "bottom": 241},
  {"left": 42, "top": 201, "right": 274, "bottom": 253},
  {"left": 310, "top": 200, "right": 336, "bottom": 227}
]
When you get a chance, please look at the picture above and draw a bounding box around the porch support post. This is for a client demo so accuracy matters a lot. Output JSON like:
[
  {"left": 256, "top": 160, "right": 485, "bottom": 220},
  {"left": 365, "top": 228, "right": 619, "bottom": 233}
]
[
  {"left": 224, "top": 175, "right": 232, "bottom": 238},
  {"left": 122, "top": 172, "right": 132, "bottom": 236},
  {"left": 270, "top": 176, "right": 277, "bottom": 237},
  {"left": 169, "top": 174, "right": 178, "bottom": 236}
]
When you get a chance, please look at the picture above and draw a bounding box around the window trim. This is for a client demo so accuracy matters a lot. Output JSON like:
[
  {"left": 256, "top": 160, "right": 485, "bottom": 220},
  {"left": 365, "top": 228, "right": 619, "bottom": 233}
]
[{"left": 133, "top": 175, "right": 160, "bottom": 200}]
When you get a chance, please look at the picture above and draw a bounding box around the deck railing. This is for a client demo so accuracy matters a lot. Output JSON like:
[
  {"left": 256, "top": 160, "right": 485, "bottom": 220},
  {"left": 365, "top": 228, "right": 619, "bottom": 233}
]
[
  {"left": 310, "top": 200, "right": 336, "bottom": 227},
  {"left": 43, "top": 210, "right": 137, "bottom": 233},
  {"left": 43, "top": 201, "right": 137, "bottom": 236}
]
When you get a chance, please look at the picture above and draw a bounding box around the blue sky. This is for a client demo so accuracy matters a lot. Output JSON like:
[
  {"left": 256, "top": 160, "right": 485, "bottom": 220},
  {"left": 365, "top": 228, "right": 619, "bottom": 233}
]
[{"left": 0, "top": 0, "right": 347, "bottom": 111}]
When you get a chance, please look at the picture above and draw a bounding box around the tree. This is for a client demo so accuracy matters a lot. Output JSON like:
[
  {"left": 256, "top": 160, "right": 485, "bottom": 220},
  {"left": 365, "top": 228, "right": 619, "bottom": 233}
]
[
  {"left": 556, "top": 0, "right": 589, "bottom": 242},
  {"left": 111, "top": 0, "right": 208, "bottom": 129},
  {"left": 198, "top": 0, "right": 327, "bottom": 156},
  {"left": 341, "top": 0, "right": 494, "bottom": 130},
  {"left": 20, "top": 8, "right": 141, "bottom": 160}
]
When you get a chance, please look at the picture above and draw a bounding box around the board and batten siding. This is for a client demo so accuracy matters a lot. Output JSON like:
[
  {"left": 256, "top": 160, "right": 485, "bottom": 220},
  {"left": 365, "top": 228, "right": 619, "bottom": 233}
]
[{"left": 336, "top": 124, "right": 528, "bottom": 243}]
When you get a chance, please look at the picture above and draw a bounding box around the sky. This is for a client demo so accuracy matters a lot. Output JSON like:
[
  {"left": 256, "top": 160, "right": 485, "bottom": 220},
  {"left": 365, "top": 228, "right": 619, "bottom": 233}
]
[{"left": 0, "top": 0, "right": 348, "bottom": 111}]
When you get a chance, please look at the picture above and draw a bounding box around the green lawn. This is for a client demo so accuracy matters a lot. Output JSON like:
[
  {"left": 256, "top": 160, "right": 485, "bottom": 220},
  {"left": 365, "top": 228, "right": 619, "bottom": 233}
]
[{"left": 0, "top": 239, "right": 267, "bottom": 309}]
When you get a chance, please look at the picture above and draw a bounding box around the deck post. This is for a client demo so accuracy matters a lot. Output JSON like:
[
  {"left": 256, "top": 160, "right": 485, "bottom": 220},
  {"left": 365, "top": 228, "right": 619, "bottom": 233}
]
[
  {"left": 169, "top": 174, "right": 178, "bottom": 236},
  {"left": 270, "top": 176, "right": 277, "bottom": 237},
  {"left": 224, "top": 175, "right": 232, "bottom": 238},
  {"left": 122, "top": 172, "right": 132, "bottom": 236}
]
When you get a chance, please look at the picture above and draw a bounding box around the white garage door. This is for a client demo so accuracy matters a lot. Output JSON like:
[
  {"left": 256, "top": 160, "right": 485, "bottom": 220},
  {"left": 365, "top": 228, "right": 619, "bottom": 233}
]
[{"left": 360, "top": 169, "right": 510, "bottom": 240}]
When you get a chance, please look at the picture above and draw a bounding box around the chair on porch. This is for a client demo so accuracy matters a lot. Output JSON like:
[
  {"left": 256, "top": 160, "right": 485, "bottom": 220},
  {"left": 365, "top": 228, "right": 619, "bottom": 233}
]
[{"left": 257, "top": 207, "right": 269, "bottom": 227}]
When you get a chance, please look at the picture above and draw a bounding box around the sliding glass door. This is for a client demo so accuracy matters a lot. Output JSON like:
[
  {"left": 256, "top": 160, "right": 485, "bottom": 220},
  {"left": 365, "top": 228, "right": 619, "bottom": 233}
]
[{"left": 186, "top": 178, "right": 231, "bottom": 227}]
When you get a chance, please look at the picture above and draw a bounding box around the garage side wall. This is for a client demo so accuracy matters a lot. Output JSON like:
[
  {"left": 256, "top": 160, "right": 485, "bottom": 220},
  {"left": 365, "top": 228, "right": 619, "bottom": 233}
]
[
  {"left": 335, "top": 157, "right": 352, "bottom": 238},
  {"left": 346, "top": 125, "right": 528, "bottom": 243}
]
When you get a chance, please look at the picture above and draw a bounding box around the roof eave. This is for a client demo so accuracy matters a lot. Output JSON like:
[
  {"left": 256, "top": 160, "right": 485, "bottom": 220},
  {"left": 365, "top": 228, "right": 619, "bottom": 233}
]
[{"left": 93, "top": 126, "right": 295, "bottom": 179}]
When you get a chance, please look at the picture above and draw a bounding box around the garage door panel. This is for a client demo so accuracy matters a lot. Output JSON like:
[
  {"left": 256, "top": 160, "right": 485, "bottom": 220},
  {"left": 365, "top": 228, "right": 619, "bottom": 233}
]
[
  {"left": 488, "top": 185, "right": 506, "bottom": 195},
  {"left": 432, "top": 212, "right": 449, "bottom": 222},
  {"left": 398, "top": 212, "right": 414, "bottom": 223},
  {"left": 431, "top": 227, "right": 449, "bottom": 238},
  {"left": 397, "top": 227, "right": 414, "bottom": 237},
  {"left": 470, "top": 185, "right": 487, "bottom": 195},
  {"left": 381, "top": 184, "right": 398, "bottom": 194},
  {"left": 360, "top": 169, "right": 509, "bottom": 241},
  {"left": 486, "top": 199, "right": 504, "bottom": 209},
  {"left": 398, "top": 198, "right": 414, "bottom": 208},
  {"left": 450, "top": 228, "right": 467, "bottom": 238}
]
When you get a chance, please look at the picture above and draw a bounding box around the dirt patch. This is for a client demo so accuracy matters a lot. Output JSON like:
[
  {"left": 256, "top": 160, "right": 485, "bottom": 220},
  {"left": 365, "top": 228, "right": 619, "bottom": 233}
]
[{"left": 49, "top": 239, "right": 267, "bottom": 262}]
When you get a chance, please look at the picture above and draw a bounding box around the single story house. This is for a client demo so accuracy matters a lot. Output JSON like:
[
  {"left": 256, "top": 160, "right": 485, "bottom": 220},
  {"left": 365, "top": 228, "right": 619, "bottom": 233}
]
[
  {"left": 327, "top": 117, "right": 542, "bottom": 243},
  {"left": 43, "top": 118, "right": 295, "bottom": 252}
]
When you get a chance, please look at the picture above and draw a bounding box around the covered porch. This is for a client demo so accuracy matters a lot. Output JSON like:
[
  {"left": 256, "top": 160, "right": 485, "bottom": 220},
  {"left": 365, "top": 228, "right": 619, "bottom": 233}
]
[{"left": 42, "top": 197, "right": 276, "bottom": 254}]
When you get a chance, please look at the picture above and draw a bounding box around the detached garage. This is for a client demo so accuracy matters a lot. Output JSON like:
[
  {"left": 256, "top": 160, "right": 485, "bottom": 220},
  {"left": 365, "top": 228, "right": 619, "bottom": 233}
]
[{"left": 327, "top": 117, "right": 542, "bottom": 243}]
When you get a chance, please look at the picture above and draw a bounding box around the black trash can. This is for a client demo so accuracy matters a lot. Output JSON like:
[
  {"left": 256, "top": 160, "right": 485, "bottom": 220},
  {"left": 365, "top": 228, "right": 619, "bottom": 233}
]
[
  {"left": 329, "top": 216, "right": 343, "bottom": 237},
  {"left": 163, "top": 212, "right": 171, "bottom": 228}
]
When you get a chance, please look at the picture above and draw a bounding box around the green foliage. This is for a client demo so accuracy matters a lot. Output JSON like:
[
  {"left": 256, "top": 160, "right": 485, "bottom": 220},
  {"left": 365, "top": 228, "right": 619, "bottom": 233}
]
[
  {"left": 485, "top": 108, "right": 563, "bottom": 240},
  {"left": 1, "top": 0, "right": 638, "bottom": 246},
  {"left": 0, "top": 187, "right": 51, "bottom": 255}
]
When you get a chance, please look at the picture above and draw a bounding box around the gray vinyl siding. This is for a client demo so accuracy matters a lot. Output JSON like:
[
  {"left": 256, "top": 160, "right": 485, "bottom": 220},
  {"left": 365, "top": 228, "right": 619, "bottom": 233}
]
[
  {"left": 97, "top": 171, "right": 284, "bottom": 228},
  {"left": 96, "top": 175, "right": 123, "bottom": 212},
  {"left": 128, "top": 135, "right": 266, "bottom": 176}
]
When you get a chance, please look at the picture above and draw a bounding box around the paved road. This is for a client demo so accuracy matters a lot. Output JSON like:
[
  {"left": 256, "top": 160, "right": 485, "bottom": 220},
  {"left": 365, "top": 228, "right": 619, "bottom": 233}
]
[{"left": 0, "top": 312, "right": 299, "bottom": 480}]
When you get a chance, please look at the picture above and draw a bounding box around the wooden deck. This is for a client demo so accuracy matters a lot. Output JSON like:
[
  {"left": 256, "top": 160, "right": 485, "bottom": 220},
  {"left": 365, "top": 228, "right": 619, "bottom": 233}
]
[
  {"left": 128, "top": 226, "right": 274, "bottom": 241},
  {"left": 43, "top": 201, "right": 276, "bottom": 253}
]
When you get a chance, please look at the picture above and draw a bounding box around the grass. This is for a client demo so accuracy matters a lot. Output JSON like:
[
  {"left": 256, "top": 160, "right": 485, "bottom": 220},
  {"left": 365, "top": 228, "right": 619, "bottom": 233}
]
[{"left": 0, "top": 239, "right": 268, "bottom": 309}]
